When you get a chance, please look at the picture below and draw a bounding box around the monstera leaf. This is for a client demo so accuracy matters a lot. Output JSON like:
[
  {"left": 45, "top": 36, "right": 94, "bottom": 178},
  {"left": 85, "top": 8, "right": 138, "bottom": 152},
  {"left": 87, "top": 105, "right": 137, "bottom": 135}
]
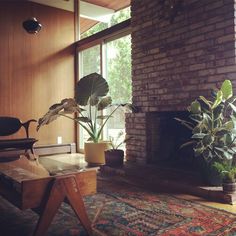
[
  {"left": 37, "top": 98, "right": 79, "bottom": 131},
  {"left": 76, "top": 73, "right": 109, "bottom": 106}
]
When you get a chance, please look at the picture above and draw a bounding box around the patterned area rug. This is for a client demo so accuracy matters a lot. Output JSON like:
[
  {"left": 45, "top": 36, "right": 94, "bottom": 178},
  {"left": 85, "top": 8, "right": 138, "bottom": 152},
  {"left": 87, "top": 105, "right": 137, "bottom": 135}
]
[{"left": 0, "top": 179, "right": 236, "bottom": 236}]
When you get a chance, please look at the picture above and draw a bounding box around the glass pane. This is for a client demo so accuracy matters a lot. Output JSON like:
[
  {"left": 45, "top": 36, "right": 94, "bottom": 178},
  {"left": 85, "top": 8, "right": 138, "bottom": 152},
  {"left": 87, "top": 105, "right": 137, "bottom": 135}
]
[
  {"left": 81, "top": 7, "right": 131, "bottom": 39},
  {"left": 104, "top": 35, "right": 132, "bottom": 150},
  {"left": 80, "top": 45, "right": 100, "bottom": 77},
  {"left": 79, "top": 45, "right": 101, "bottom": 149}
]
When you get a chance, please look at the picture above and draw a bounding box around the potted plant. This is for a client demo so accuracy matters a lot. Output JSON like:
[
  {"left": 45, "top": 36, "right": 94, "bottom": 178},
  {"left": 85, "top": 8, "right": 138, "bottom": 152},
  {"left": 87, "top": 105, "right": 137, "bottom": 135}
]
[
  {"left": 212, "top": 162, "right": 236, "bottom": 194},
  {"left": 37, "top": 73, "right": 135, "bottom": 165},
  {"left": 104, "top": 131, "right": 132, "bottom": 167},
  {"left": 175, "top": 80, "right": 236, "bottom": 186}
]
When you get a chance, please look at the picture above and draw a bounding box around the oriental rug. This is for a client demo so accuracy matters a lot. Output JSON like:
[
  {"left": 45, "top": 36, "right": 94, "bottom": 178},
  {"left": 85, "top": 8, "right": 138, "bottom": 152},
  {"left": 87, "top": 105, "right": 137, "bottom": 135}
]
[{"left": 0, "top": 179, "right": 236, "bottom": 236}]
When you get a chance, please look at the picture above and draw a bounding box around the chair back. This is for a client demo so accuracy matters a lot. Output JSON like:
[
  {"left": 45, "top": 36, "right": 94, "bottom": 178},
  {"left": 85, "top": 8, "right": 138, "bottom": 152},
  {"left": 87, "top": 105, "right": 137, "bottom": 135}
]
[{"left": 0, "top": 117, "right": 22, "bottom": 136}]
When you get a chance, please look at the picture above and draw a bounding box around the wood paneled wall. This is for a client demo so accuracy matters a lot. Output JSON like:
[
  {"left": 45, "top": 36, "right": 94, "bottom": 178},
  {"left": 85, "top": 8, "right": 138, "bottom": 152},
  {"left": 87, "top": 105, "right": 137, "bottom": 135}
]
[{"left": 0, "top": 1, "right": 75, "bottom": 145}]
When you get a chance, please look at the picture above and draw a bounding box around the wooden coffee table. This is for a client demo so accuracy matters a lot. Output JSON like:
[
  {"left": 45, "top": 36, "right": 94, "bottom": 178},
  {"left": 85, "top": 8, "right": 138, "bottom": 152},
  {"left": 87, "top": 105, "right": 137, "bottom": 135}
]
[{"left": 0, "top": 154, "right": 97, "bottom": 236}]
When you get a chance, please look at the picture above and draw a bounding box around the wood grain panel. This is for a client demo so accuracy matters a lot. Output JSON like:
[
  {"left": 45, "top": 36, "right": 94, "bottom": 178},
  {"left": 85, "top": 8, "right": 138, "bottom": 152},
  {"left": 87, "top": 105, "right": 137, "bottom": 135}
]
[
  {"left": 0, "top": 1, "right": 75, "bottom": 145},
  {"left": 83, "top": 0, "right": 130, "bottom": 10},
  {"left": 80, "top": 17, "right": 98, "bottom": 33}
]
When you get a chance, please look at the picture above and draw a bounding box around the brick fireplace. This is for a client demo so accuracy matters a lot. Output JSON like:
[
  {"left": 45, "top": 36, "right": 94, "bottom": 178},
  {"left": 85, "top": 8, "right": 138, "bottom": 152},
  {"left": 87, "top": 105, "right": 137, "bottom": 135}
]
[
  {"left": 126, "top": 0, "right": 236, "bottom": 164},
  {"left": 146, "top": 111, "right": 194, "bottom": 167}
]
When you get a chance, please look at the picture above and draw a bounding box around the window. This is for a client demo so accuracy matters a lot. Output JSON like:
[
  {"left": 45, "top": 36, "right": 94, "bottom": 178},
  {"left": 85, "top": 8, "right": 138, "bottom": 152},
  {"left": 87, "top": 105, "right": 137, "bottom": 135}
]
[
  {"left": 78, "top": 34, "right": 131, "bottom": 151},
  {"left": 79, "top": 45, "right": 101, "bottom": 149},
  {"left": 80, "top": 45, "right": 100, "bottom": 76},
  {"left": 77, "top": 7, "right": 131, "bottom": 151},
  {"left": 81, "top": 7, "right": 130, "bottom": 39},
  {"left": 103, "top": 35, "right": 132, "bottom": 146}
]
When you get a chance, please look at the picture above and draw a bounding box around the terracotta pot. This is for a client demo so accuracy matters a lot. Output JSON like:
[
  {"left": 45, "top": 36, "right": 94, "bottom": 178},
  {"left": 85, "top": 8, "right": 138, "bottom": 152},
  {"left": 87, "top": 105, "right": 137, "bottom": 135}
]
[
  {"left": 105, "top": 149, "right": 124, "bottom": 167},
  {"left": 84, "top": 142, "right": 110, "bottom": 165},
  {"left": 222, "top": 182, "right": 236, "bottom": 194}
]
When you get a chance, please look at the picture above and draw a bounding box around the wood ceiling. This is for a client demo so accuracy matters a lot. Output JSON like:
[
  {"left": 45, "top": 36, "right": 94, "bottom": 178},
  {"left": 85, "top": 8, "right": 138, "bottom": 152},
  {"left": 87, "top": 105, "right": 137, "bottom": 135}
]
[
  {"left": 82, "top": 0, "right": 130, "bottom": 11},
  {"left": 29, "top": 0, "right": 130, "bottom": 34},
  {"left": 81, "top": 0, "right": 130, "bottom": 33}
]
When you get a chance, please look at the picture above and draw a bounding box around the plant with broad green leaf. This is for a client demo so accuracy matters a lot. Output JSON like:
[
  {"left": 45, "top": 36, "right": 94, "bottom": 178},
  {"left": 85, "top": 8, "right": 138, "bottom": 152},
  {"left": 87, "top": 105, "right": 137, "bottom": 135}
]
[
  {"left": 175, "top": 79, "right": 236, "bottom": 164},
  {"left": 212, "top": 162, "right": 236, "bottom": 183},
  {"left": 37, "top": 73, "right": 137, "bottom": 143},
  {"left": 108, "top": 130, "right": 133, "bottom": 150}
]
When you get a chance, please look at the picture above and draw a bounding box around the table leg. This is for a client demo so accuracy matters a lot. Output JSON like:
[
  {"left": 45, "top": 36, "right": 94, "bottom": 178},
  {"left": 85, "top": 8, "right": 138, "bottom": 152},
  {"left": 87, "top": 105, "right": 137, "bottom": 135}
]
[{"left": 32, "top": 175, "right": 92, "bottom": 236}]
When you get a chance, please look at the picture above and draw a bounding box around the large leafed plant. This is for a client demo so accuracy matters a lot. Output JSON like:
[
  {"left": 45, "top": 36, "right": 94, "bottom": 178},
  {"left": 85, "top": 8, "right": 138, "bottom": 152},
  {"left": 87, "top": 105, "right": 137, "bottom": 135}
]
[
  {"left": 37, "top": 73, "right": 135, "bottom": 143},
  {"left": 175, "top": 80, "right": 236, "bottom": 164}
]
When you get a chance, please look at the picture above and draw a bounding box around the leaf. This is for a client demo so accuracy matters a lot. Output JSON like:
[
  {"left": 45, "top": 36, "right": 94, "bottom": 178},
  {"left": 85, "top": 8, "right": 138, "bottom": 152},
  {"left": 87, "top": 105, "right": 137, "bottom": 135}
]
[
  {"left": 37, "top": 114, "right": 60, "bottom": 130},
  {"left": 221, "top": 79, "right": 233, "bottom": 101},
  {"left": 76, "top": 73, "right": 109, "bottom": 106},
  {"left": 230, "top": 115, "right": 236, "bottom": 127},
  {"left": 190, "top": 100, "right": 201, "bottom": 114},
  {"left": 199, "top": 96, "right": 212, "bottom": 108},
  {"left": 97, "top": 96, "right": 112, "bottom": 110},
  {"left": 213, "top": 104, "right": 223, "bottom": 120},
  {"left": 216, "top": 138, "right": 225, "bottom": 147},
  {"left": 202, "top": 134, "right": 214, "bottom": 146},
  {"left": 232, "top": 129, "right": 236, "bottom": 135},
  {"left": 37, "top": 98, "right": 77, "bottom": 130},
  {"left": 230, "top": 147, "right": 236, "bottom": 153},
  {"left": 215, "top": 128, "right": 230, "bottom": 136},
  {"left": 76, "top": 117, "right": 91, "bottom": 123},
  {"left": 229, "top": 103, "right": 236, "bottom": 114},
  {"left": 189, "top": 114, "right": 202, "bottom": 123},
  {"left": 202, "top": 113, "right": 212, "bottom": 130},
  {"left": 202, "top": 149, "right": 211, "bottom": 160},
  {"left": 213, "top": 149, "right": 224, "bottom": 160},
  {"left": 89, "top": 96, "right": 99, "bottom": 106},
  {"left": 61, "top": 98, "right": 80, "bottom": 113},
  {"left": 194, "top": 147, "right": 204, "bottom": 157},
  {"left": 212, "top": 90, "right": 223, "bottom": 109},
  {"left": 223, "top": 120, "right": 234, "bottom": 130},
  {"left": 192, "top": 133, "right": 206, "bottom": 139},
  {"left": 192, "top": 126, "right": 201, "bottom": 134},
  {"left": 179, "top": 140, "right": 197, "bottom": 149},
  {"left": 223, "top": 151, "right": 233, "bottom": 160},
  {"left": 213, "top": 119, "right": 223, "bottom": 129},
  {"left": 174, "top": 118, "right": 194, "bottom": 130},
  {"left": 96, "top": 115, "right": 112, "bottom": 120}
]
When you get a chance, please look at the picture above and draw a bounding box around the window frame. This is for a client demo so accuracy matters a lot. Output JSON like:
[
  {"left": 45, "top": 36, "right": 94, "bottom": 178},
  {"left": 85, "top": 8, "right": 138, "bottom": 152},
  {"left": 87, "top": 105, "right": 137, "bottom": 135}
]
[{"left": 75, "top": 19, "right": 131, "bottom": 152}]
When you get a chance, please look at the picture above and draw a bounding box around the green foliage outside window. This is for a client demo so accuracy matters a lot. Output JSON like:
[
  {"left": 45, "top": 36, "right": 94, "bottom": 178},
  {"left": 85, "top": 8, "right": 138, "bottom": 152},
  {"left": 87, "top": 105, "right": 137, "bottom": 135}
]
[{"left": 80, "top": 7, "right": 132, "bottom": 104}]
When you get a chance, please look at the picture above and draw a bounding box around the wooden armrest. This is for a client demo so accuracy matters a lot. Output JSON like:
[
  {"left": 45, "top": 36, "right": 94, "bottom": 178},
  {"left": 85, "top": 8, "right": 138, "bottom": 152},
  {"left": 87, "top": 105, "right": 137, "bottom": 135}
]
[{"left": 22, "top": 119, "right": 37, "bottom": 138}]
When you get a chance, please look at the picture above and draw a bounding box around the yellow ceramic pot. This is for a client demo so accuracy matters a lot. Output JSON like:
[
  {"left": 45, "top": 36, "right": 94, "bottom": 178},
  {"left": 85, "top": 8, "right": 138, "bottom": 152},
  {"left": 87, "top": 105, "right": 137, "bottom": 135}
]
[{"left": 84, "top": 141, "right": 111, "bottom": 165}]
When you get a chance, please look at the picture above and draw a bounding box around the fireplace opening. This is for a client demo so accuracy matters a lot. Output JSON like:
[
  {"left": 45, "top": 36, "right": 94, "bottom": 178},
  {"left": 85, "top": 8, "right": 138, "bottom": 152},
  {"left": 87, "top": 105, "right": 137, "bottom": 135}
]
[{"left": 146, "top": 111, "right": 195, "bottom": 170}]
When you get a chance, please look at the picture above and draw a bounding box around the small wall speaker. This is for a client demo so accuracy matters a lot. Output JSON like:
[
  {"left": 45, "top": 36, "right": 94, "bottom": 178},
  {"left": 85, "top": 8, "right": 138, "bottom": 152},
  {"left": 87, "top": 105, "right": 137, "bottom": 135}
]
[{"left": 23, "top": 17, "right": 42, "bottom": 34}]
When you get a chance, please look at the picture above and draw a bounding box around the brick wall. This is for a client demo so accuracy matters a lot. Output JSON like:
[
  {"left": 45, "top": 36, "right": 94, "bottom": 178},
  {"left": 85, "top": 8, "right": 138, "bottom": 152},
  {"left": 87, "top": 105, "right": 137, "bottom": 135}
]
[{"left": 126, "top": 0, "right": 236, "bottom": 163}]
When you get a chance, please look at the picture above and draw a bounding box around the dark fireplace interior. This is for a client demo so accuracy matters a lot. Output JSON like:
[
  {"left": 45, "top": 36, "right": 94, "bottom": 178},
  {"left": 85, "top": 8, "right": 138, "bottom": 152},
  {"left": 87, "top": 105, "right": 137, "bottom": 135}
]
[{"left": 146, "top": 111, "right": 195, "bottom": 170}]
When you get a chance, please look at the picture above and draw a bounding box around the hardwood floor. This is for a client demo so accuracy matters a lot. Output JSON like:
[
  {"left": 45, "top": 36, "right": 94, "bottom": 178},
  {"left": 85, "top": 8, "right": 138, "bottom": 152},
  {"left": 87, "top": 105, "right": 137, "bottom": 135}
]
[{"left": 176, "top": 194, "right": 236, "bottom": 213}]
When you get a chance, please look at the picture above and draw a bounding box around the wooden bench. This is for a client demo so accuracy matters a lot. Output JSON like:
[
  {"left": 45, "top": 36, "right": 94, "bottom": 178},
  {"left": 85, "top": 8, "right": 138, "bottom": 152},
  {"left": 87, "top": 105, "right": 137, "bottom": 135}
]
[
  {"left": 0, "top": 155, "right": 96, "bottom": 236},
  {"left": 0, "top": 117, "right": 37, "bottom": 155}
]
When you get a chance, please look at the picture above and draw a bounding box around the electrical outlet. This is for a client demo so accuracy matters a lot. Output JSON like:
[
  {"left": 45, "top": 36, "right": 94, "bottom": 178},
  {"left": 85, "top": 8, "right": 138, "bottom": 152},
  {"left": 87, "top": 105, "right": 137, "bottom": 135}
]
[{"left": 57, "top": 136, "right": 62, "bottom": 144}]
